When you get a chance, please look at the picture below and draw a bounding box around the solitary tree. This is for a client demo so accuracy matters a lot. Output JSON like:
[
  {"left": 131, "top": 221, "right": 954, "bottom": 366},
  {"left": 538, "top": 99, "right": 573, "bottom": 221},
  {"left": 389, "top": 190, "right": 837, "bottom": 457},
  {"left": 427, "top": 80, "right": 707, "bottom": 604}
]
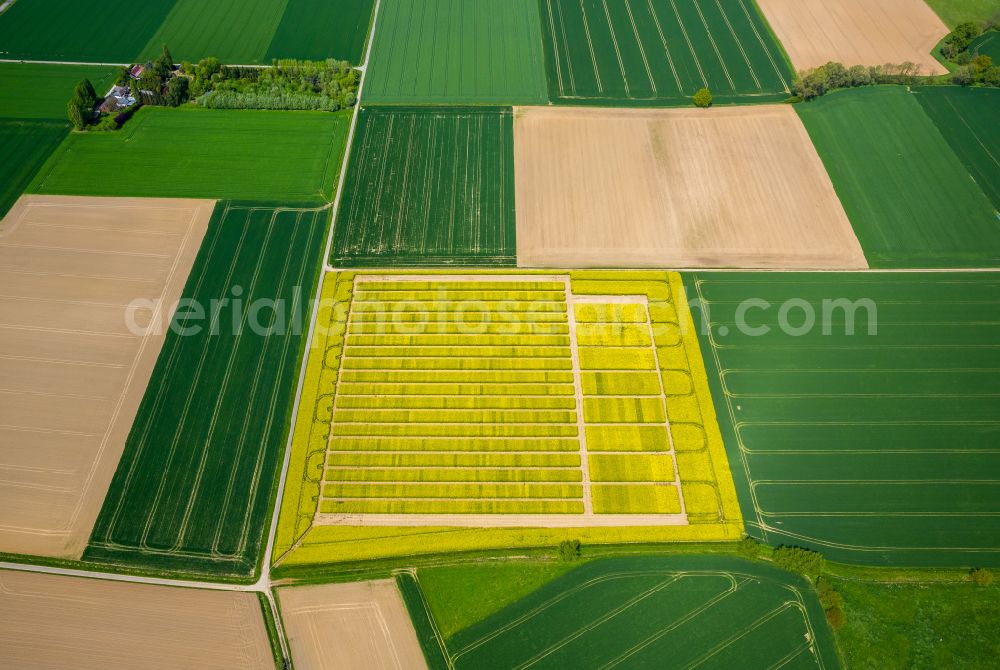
[{"left": 693, "top": 87, "right": 713, "bottom": 108}]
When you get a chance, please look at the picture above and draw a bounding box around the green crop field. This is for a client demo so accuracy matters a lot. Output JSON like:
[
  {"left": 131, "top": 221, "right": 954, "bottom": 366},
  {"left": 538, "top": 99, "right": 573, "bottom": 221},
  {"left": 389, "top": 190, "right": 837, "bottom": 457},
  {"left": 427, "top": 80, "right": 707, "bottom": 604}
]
[
  {"left": 332, "top": 107, "right": 516, "bottom": 266},
  {"left": 0, "top": 0, "right": 175, "bottom": 62},
  {"left": 0, "top": 63, "right": 117, "bottom": 120},
  {"left": 265, "top": 0, "right": 375, "bottom": 63},
  {"left": 364, "top": 0, "right": 548, "bottom": 104},
  {"left": 687, "top": 272, "right": 1000, "bottom": 567},
  {"left": 924, "top": 0, "right": 1000, "bottom": 28},
  {"left": 539, "top": 0, "right": 793, "bottom": 106},
  {"left": 424, "top": 556, "right": 839, "bottom": 669},
  {"left": 85, "top": 202, "right": 327, "bottom": 578},
  {"left": 915, "top": 86, "right": 1000, "bottom": 210},
  {"left": 798, "top": 86, "right": 1000, "bottom": 268},
  {"left": 29, "top": 106, "right": 350, "bottom": 202},
  {"left": 0, "top": 121, "right": 67, "bottom": 218},
  {"left": 970, "top": 29, "right": 1000, "bottom": 59}
]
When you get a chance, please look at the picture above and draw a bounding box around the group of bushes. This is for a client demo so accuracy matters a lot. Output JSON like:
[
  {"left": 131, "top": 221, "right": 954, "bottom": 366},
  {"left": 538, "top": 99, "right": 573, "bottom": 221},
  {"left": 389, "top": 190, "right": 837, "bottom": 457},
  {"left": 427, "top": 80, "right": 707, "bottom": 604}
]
[
  {"left": 792, "top": 61, "right": 925, "bottom": 101},
  {"left": 198, "top": 59, "right": 358, "bottom": 112},
  {"left": 941, "top": 19, "right": 1000, "bottom": 87}
]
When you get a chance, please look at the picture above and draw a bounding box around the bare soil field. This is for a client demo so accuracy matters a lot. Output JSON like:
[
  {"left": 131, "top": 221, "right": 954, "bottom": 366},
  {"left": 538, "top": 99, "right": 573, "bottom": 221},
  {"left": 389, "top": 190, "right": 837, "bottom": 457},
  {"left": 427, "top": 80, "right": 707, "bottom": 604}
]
[
  {"left": 513, "top": 106, "right": 867, "bottom": 269},
  {"left": 278, "top": 580, "right": 427, "bottom": 670},
  {"left": 0, "top": 569, "right": 272, "bottom": 669},
  {"left": 757, "top": 0, "right": 949, "bottom": 75},
  {"left": 0, "top": 195, "right": 213, "bottom": 558}
]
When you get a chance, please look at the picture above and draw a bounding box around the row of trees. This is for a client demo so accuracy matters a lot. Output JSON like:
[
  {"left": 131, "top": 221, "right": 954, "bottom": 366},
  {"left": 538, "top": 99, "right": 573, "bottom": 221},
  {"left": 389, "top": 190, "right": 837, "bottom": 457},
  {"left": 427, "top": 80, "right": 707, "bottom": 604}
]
[
  {"left": 792, "top": 62, "right": 925, "bottom": 101},
  {"left": 198, "top": 58, "right": 358, "bottom": 112},
  {"left": 66, "top": 79, "right": 99, "bottom": 130}
]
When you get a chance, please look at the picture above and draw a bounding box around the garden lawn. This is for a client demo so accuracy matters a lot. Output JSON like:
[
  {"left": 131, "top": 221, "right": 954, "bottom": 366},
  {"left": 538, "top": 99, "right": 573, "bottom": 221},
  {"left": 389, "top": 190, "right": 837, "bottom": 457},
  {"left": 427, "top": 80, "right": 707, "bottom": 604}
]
[
  {"left": 688, "top": 272, "right": 1000, "bottom": 567},
  {"left": 85, "top": 202, "right": 328, "bottom": 579},
  {"left": 797, "top": 86, "right": 1000, "bottom": 268},
  {"left": 365, "top": 0, "right": 548, "bottom": 104},
  {"left": 0, "top": 0, "right": 176, "bottom": 62},
  {"left": 915, "top": 86, "right": 1000, "bottom": 210},
  {"left": 265, "top": 0, "right": 375, "bottom": 63},
  {"left": 30, "top": 107, "right": 350, "bottom": 203},
  {"left": 0, "top": 122, "right": 67, "bottom": 218},
  {"left": 0, "top": 63, "right": 117, "bottom": 120}
]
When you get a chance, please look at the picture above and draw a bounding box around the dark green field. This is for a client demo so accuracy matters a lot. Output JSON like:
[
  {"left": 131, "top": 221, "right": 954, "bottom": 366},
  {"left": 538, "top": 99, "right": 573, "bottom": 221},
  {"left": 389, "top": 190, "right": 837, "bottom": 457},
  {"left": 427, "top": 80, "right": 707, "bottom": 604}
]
[
  {"left": 331, "top": 107, "right": 516, "bottom": 266},
  {"left": 265, "top": 0, "right": 375, "bottom": 63},
  {"left": 422, "top": 556, "right": 839, "bottom": 669},
  {"left": 365, "top": 0, "right": 548, "bottom": 104},
  {"left": 539, "top": 0, "right": 792, "bottom": 105},
  {"left": 0, "top": 0, "right": 175, "bottom": 62},
  {"left": 0, "top": 63, "right": 117, "bottom": 120},
  {"left": 915, "top": 86, "right": 1000, "bottom": 211},
  {"left": 30, "top": 107, "right": 350, "bottom": 203},
  {"left": 687, "top": 272, "right": 1000, "bottom": 567},
  {"left": 85, "top": 202, "right": 328, "bottom": 578},
  {"left": 970, "top": 29, "right": 1000, "bottom": 60},
  {"left": 0, "top": 122, "right": 67, "bottom": 218},
  {"left": 798, "top": 86, "right": 1000, "bottom": 268}
]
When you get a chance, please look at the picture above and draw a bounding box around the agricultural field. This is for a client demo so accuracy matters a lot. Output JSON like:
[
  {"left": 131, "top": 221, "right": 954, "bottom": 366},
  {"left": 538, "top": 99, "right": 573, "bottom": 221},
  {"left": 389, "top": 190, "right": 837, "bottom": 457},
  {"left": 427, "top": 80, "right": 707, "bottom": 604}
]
[
  {"left": 0, "top": 63, "right": 117, "bottom": 120},
  {"left": 278, "top": 580, "right": 425, "bottom": 669},
  {"left": 539, "top": 0, "right": 792, "bottom": 105},
  {"left": 332, "top": 107, "right": 516, "bottom": 266},
  {"left": 0, "top": 196, "right": 213, "bottom": 559},
  {"left": 0, "top": 0, "right": 374, "bottom": 64},
  {"left": 514, "top": 105, "right": 867, "bottom": 269},
  {"left": 0, "top": 570, "right": 273, "bottom": 668},
  {"left": 29, "top": 107, "right": 350, "bottom": 203},
  {"left": 798, "top": 86, "right": 1000, "bottom": 268},
  {"left": 0, "top": 0, "right": 175, "bottom": 62},
  {"left": 970, "top": 28, "right": 1000, "bottom": 59},
  {"left": 364, "top": 0, "right": 548, "bottom": 104},
  {"left": 265, "top": 0, "right": 375, "bottom": 63},
  {"left": 414, "top": 556, "right": 840, "bottom": 669},
  {"left": 272, "top": 271, "right": 743, "bottom": 568},
  {"left": 924, "top": 0, "right": 1000, "bottom": 27},
  {"left": 85, "top": 202, "right": 327, "bottom": 577},
  {"left": 0, "top": 122, "right": 67, "bottom": 219},
  {"left": 756, "top": 0, "right": 949, "bottom": 75},
  {"left": 914, "top": 86, "right": 1000, "bottom": 210},
  {"left": 687, "top": 272, "right": 1000, "bottom": 567}
]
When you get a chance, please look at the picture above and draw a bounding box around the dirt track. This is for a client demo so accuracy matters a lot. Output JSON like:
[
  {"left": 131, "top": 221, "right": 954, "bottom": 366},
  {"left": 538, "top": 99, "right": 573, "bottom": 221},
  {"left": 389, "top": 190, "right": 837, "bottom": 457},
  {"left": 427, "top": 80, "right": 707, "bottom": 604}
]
[
  {"left": 0, "top": 569, "right": 272, "bottom": 669},
  {"left": 278, "top": 580, "right": 427, "bottom": 669},
  {"left": 757, "top": 0, "right": 949, "bottom": 75},
  {"left": 513, "top": 106, "right": 868, "bottom": 270},
  {"left": 0, "top": 195, "right": 213, "bottom": 558}
]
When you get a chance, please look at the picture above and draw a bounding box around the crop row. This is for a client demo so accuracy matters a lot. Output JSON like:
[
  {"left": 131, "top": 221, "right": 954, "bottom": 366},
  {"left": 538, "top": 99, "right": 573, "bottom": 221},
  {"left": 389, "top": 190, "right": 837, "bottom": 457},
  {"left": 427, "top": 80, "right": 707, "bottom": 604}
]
[
  {"left": 339, "top": 370, "right": 575, "bottom": 384},
  {"left": 579, "top": 347, "right": 658, "bottom": 371},
  {"left": 355, "top": 281, "right": 565, "bottom": 292},
  {"left": 323, "top": 468, "right": 583, "bottom": 483},
  {"left": 591, "top": 484, "right": 682, "bottom": 515},
  {"left": 588, "top": 455, "right": 675, "bottom": 483},
  {"left": 582, "top": 371, "right": 662, "bottom": 395},
  {"left": 576, "top": 324, "right": 652, "bottom": 347},
  {"left": 331, "top": 424, "right": 580, "bottom": 438},
  {"left": 337, "top": 382, "right": 577, "bottom": 396},
  {"left": 586, "top": 426, "right": 671, "bottom": 452},
  {"left": 351, "top": 300, "right": 567, "bottom": 313},
  {"left": 325, "top": 452, "right": 582, "bottom": 468},
  {"left": 328, "top": 437, "right": 582, "bottom": 452},
  {"left": 322, "top": 483, "right": 584, "bottom": 499},
  {"left": 583, "top": 397, "right": 666, "bottom": 424},
  {"left": 319, "top": 500, "right": 585, "bottom": 515},
  {"left": 351, "top": 311, "right": 568, "bottom": 324},
  {"left": 573, "top": 303, "right": 649, "bottom": 323},
  {"left": 345, "top": 334, "right": 572, "bottom": 347},
  {"left": 332, "top": 409, "right": 578, "bottom": 424},
  {"left": 355, "top": 290, "right": 567, "bottom": 302},
  {"left": 341, "top": 357, "right": 573, "bottom": 371},
  {"left": 335, "top": 395, "right": 577, "bottom": 410},
  {"left": 345, "top": 345, "right": 570, "bottom": 359},
  {"left": 348, "top": 323, "right": 570, "bottom": 335}
]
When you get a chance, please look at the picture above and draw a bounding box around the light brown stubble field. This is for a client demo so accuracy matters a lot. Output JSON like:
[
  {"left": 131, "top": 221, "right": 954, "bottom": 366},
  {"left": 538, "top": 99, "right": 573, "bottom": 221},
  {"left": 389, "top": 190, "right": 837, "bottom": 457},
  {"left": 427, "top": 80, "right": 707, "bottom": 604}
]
[
  {"left": 0, "top": 569, "right": 273, "bottom": 669},
  {"left": 513, "top": 106, "right": 868, "bottom": 270},
  {"left": 278, "top": 580, "right": 427, "bottom": 670},
  {"left": 0, "top": 195, "right": 213, "bottom": 558},
  {"left": 756, "top": 0, "right": 949, "bottom": 75}
]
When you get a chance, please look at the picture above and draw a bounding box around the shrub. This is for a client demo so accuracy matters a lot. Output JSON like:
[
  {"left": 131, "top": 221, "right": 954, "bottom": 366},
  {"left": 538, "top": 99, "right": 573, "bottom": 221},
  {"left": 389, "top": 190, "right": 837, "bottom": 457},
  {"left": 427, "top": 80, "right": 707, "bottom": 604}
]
[
  {"left": 772, "top": 545, "right": 824, "bottom": 581},
  {"left": 738, "top": 535, "right": 766, "bottom": 559},
  {"left": 970, "top": 568, "right": 994, "bottom": 586},
  {"left": 825, "top": 606, "right": 847, "bottom": 631},
  {"left": 558, "top": 539, "right": 582, "bottom": 562},
  {"left": 692, "top": 88, "right": 713, "bottom": 108},
  {"left": 165, "top": 76, "right": 190, "bottom": 107},
  {"left": 816, "top": 578, "right": 844, "bottom": 611}
]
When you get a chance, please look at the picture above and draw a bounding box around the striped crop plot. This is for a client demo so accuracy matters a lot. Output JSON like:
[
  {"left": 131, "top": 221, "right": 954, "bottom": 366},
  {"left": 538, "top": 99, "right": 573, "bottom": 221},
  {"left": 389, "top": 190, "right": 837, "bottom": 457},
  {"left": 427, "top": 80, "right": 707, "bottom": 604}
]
[
  {"left": 85, "top": 202, "right": 327, "bottom": 578},
  {"left": 539, "top": 0, "right": 793, "bottom": 105},
  {"left": 435, "top": 556, "right": 840, "bottom": 670},
  {"left": 332, "top": 107, "right": 516, "bottom": 267},
  {"left": 688, "top": 272, "right": 1000, "bottom": 567},
  {"left": 272, "top": 271, "right": 742, "bottom": 568},
  {"left": 365, "top": 0, "right": 548, "bottom": 104}
]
